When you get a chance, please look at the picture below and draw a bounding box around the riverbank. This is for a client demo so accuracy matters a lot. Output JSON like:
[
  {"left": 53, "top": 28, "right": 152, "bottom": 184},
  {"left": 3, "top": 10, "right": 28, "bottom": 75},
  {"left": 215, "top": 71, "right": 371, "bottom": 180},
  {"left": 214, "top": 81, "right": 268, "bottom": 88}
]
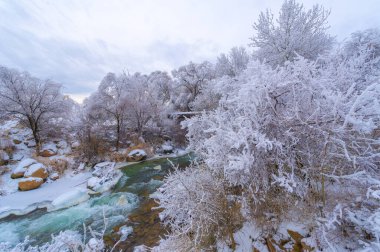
[
  {"left": 0, "top": 149, "right": 190, "bottom": 220},
  {"left": 0, "top": 154, "right": 193, "bottom": 250}
]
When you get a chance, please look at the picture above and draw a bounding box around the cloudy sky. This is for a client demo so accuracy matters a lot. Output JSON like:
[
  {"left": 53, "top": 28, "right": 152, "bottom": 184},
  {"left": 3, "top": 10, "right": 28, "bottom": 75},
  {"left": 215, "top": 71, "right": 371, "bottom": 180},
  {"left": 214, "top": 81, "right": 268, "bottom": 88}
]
[{"left": 0, "top": 0, "right": 379, "bottom": 102}]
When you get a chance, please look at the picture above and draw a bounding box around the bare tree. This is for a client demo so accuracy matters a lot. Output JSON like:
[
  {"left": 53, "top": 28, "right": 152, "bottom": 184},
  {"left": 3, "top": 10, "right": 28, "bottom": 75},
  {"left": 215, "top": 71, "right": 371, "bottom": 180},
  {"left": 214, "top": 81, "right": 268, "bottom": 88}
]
[
  {"left": 87, "top": 72, "right": 129, "bottom": 151},
  {"left": 0, "top": 66, "right": 68, "bottom": 153}
]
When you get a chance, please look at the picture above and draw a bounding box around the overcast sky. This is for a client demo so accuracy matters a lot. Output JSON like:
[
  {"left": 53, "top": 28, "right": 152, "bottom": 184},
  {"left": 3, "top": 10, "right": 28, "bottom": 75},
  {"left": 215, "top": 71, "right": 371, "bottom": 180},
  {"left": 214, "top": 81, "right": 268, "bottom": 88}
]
[{"left": 0, "top": 0, "right": 379, "bottom": 102}]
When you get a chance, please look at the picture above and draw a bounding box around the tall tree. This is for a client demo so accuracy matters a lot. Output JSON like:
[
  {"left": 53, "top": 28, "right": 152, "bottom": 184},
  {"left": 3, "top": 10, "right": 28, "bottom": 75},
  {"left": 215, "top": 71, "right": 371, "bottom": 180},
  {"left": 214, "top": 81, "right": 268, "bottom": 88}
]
[
  {"left": 251, "top": 0, "right": 334, "bottom": 67},
  {"left": 0, "top": 66, "right": 68, "bottom": 153},
  {"left": 88, "top": 72, "right": 128, "bottom": 151}
]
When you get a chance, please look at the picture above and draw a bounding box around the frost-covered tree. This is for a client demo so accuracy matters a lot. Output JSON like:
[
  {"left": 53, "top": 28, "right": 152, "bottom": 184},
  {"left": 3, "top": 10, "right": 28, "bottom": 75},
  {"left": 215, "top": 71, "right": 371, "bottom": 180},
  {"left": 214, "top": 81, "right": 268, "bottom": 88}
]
[
  {"left": 0, "top": 66, "right": 68, "bottom": 153},
  {"left": 124, "top": 73, "right": 154, "bottom": 136},
  {"left": 344, "top": 28, "right": 380, "bottom": 70},
  {"left": 87, "top": 72, "right": 129, "bottom": 150},
  {"left": 251, "top": 0, "right": 334, "bottom": 67},
  {"left": 215, "top": 47, "right": 250, "bottom": 77},
  {"left": 172, "top": 61, "right": 215, "bottom": 111}
]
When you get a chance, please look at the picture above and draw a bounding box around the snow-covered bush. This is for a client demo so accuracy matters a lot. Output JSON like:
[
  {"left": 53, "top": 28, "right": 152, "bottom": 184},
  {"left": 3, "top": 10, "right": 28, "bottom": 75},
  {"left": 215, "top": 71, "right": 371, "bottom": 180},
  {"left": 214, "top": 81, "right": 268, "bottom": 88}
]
[{"left": 155, "top": 163, "right": 242, "bottom": 250}]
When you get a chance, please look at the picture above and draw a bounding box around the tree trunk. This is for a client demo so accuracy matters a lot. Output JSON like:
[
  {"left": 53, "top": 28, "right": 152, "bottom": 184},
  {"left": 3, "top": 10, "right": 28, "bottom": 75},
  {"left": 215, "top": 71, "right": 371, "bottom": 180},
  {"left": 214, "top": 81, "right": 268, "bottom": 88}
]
[
  {"left": 27, "top": 116, "right": 41, "bottom": 154},
  {"left": 32, "top": 125, "right": 41, "bottom": 154},
  {"left": 116, "top": 117, "right": 120, "bottom": 151}
]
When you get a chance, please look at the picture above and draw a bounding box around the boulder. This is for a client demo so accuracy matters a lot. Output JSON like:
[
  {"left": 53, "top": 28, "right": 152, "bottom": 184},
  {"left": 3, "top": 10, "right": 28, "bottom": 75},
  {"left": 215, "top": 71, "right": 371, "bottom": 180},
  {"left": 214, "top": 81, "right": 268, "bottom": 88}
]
[
  {"left": 287, "top": 230, "right": 303, "bottom": 243},
  {"left": 11, "top": 158, "right": 37, "bottom": 179},
  {"left": 18, "top": 177, "right": 44, "bottom": 191},
  {"left": 39, "top": 144, "right": 58, "bottom": 157},
  {"left": 13, "top": 139, "right": 22, "bottom": 145},
  {"left": 25, "top": 140, "right": 36, "bottom": 148},
  {"left": 161, "top": 142, "right": 174, "bottom": 154},
  {"left": 87, "top": 177, "right": 101, "bottom": 191},
  {"left": 39, "top": 149, "right": 56, "bottom": 157},
  {"left": 56, "top": 140, "right": 68, "bottom": 149},
  {"left": 50, "top": 172, "right": 60, "bottom": 181},
  {"left": 24, "top": 163, "right": 48, "bottom": 179},
  {"left": 127, "top": 149, "right": 147, "bottom": 162},
  {"left": 71, "top": 141, "right": 80, "bottom": 149}
]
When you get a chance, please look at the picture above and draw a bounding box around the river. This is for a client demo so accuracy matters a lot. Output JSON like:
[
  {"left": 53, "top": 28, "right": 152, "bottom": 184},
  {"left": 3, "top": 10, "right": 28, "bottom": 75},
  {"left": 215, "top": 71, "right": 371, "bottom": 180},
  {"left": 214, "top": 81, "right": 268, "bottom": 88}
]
[{"left": 0, "top": 154, "right": 193, "bottom": 251}]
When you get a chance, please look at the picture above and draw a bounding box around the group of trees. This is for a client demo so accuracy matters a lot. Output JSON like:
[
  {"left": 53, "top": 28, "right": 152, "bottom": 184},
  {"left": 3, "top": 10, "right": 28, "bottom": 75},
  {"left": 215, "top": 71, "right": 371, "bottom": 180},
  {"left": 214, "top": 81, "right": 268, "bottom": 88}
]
[
  {"left": 0, "top": 41, "right": 251, "bottom": 160},
  {"left": 76, "top": 46, "right": 252, "bottom": 158},
  {"left": 0, "top": 0, "right": 379, "bottom": 250},
  {"left": 0, "top": 45, "right": 251, "bottom": 159}
]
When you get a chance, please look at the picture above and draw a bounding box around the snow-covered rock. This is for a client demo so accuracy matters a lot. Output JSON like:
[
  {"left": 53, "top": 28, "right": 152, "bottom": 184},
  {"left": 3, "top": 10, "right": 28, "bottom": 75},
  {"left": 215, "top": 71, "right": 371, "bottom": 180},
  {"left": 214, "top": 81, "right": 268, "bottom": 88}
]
[
  {"left": 11, "top": 158, "right": 37, "bottom": 179},
  {"left": 50, "top": 172, "right": 60, "bottom": 181},
  {"left": 84, "top": 237, "right": 105, "bottom": 252},
  {"left": 118, "top": 225, "right": 133, "bottom": 241},
  {"left": 25, "top": 140, "right": 36, "bottom": 148},
  {"left": 18, "top": 177, "right": 43, "bottom": 191},
  {"left": 48, "top": 188, "right": 90, "bottom": 211},
  {"left": 12, "top": 139, "right": 22, "bottom": 145},
  {"left": 78, "top": 162, "right": 85, "bottom": 171},
  {"left": 56, "top": 140, "right": 68, "bottom": 149},
  {"left": 127, "top": 149, "right": 147, "bottom": 162},
  {"left": 24, "top": 163, "right": 48, "bottom": 179},
  {"left": 71, "top": 141, "right": 80, "bottom": 149},
  {"left": 162, "top": 142, "right": 174, "bottom": 154},
  {"left": 87, "top": 162, "right": 122, "bottom": 193},
  {"left": 39, "top": 143, "right": 58, "bottom": 157},
  {"left": 87, "top": 177, "right": 101, "bottom": 190},
  {"left": 92, "top": 162, "right": 114, "bottom": 177}
]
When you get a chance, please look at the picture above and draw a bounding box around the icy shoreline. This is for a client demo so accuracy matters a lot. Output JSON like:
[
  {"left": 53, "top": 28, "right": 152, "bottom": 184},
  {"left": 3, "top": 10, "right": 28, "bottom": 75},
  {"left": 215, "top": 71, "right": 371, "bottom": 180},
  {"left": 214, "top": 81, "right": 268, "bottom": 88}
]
[
  {"left": 0, "top": 149, "right": 190, "bottom": 220},
  {"left": 0, "top": 172, "right": 92, "bottom": 219}
]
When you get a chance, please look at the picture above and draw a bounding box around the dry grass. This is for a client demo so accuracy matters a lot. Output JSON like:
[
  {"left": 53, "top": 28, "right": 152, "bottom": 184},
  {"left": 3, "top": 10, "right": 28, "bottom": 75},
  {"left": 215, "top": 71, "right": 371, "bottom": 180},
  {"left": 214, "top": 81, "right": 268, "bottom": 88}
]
[{"left": 109, "top": 152, "right": 126, "bottom": 162}]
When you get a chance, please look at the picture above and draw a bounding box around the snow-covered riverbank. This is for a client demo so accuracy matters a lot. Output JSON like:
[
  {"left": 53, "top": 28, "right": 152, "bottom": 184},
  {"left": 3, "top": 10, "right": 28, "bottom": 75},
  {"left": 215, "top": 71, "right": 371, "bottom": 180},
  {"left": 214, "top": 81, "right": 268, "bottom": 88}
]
[
  {"left": 0, "top": 149, "right": 190, "bottom": 220},
  {"left": 0, "top": 171, "right": 92, "bottom": 219}
]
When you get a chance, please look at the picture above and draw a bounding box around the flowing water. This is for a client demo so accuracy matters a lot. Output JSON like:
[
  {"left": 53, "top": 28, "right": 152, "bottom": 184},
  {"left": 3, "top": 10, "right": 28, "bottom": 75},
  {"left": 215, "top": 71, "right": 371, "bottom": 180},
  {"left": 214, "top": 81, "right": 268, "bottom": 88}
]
[{"left": 0, "top": 154, "right": 193, "bottom": 250}]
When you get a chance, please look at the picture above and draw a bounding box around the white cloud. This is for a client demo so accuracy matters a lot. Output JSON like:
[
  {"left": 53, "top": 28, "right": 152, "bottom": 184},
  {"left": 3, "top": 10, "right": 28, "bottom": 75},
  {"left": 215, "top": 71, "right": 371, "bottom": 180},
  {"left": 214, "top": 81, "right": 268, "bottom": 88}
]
[{"left": 0, "top": 0, "right": 379, "bottom": 98}]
